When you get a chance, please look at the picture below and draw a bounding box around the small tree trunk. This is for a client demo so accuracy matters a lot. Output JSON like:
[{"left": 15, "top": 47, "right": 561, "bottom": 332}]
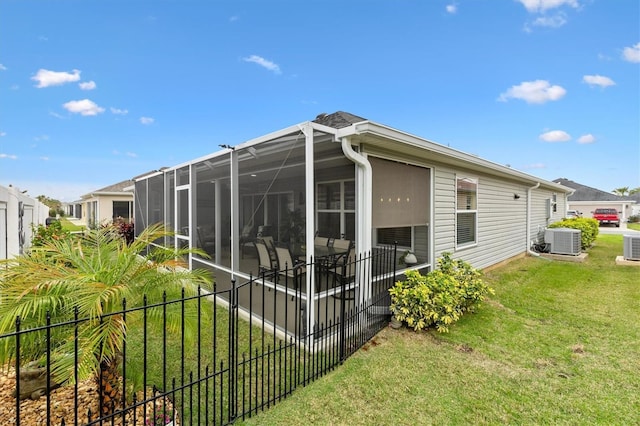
[{"left": 96, "top": 357, "right": 121, "bottom": 416}]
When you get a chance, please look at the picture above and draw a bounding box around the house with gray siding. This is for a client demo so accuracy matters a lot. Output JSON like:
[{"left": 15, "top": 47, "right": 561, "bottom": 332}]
[
  {"left": 553, "top": 178, "right": 636, "bottom": 222},
  {"left": 133, "top": 111, "right": 571, "bottom": 335}
]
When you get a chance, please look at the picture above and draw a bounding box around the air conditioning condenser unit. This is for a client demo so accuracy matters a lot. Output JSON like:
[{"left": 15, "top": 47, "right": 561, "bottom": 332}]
[
  {"left": 544, "top": 228, "right": 581, "bottom": 255},
  {"left": 623, "top": 234, "right": 640, "bottom": 261}
]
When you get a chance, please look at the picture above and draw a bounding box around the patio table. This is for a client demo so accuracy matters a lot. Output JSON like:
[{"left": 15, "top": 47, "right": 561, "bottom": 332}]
[{"left": 290, "top": 244, "right": 349, "bottom": 262}]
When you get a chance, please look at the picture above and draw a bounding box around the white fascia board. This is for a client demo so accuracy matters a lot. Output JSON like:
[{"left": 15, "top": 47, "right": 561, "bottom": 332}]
[
  {"left": 347, "top": 121, "right": 572, "bottom": 193},
  {"left": 163, "top": 122, "right": 312, "bottom": 174},
  {"left": 133, "top": 169, "right": 165, "bottom": 182}
]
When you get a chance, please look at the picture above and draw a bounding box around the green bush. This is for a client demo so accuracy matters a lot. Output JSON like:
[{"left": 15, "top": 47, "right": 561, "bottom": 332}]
[
  {"left": 389, "top": 253, "right": 493, "bottom": 333},
  {"left": 31, "top": 220, "right": 70, "bottom": 247},
  {"left": 629, "top": 215, "right": 640, "bottom": 224},
  {"left": 548, "top": 217, "right": 599, "bottom": 250}
]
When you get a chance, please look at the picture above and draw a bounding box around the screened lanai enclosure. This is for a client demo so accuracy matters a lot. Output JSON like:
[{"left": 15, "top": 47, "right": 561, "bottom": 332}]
[{"left": 134, "top": 113, "right": 432, "bottom": 340}]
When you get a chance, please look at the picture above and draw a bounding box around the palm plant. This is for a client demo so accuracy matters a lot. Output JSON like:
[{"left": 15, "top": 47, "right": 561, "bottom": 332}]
[
  {"left": 0, "top": 223, "right": 212, "bottom": 415},
  {"left": 612, "top": 187, "right": 630, "bottom": 196}
]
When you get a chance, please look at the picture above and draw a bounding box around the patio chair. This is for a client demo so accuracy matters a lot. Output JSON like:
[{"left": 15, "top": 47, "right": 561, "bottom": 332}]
[
  {"left": 255, "top": 241, "right": 276, "bottom": 276},
  {"left": 332, "top": 238, "right": 351, "bottom": 251},
  {"left": 314, "top": 235, "right": 329, "bottom": 246},
  {"left": 331, "top": 246, "right": 356, "bottom": 301},
  {"left": 257, "top": 236, "right": 278, "bottom": 265},
  {"left": 196, "top": 226, "right": 215, "bottom": 256},
  {"left": 240, "top": 224, "right": 255, "bottom": 258},
  {"left": 275, "top": 246, "right": 306, "bottom": 293}
]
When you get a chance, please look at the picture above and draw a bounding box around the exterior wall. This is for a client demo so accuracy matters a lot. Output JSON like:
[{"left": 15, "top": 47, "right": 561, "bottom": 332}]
[
  {"left": 529, "top": 186, "right": 566, "bottom": 245},
  {"left": 0, "top": 185, "right": 49, "bottom": 260},
  {"left": 433, "top": 166, "right": 566, "bottom": 270},
  {"left": 567, "top": 202, "right": 633, "bottom": 222},
  {"left": 81, "top": 194, "right": 133, "bottom": 227}
]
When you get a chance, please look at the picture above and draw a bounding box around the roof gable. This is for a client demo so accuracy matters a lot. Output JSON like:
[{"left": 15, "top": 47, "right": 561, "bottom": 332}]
[
  {"left": 82, "top": 179, "right": 134, "bottom": 198},
  {"left": 312, "top": 111, "right": 367, "bottom": 129},
  {"left": 553, "top": 178, "right": 634, "bottom": 202}
]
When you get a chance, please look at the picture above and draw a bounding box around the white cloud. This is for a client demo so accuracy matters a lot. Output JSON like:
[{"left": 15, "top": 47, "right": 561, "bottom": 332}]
[
  {"left": 446, "top": 4, "right": 457, "bottom": 14},
  {"left": 0, "top": 153, "right": 18, "bottom": 160},
  {"left": 79, "top": 80, "right": 96, "bottom": 90},
  {"left": 242, "top": 55, "right": 281, "bottom": 74},
  {"left": 622, "top": 42, "right": 640, "bottom": 63},
  {"left": 126, "top": 152, "right": 137, "bottom": 158},
  {"left": 577, "top": 134, "right": 595, "bottom": 144},
  {"left": 34, "top": 134, "right": 49, "bottom": 141},
  {"left": 582, "top": 74, "right": 615, "bottom": 88},
  {"left": 110, "top": 107, "right": 129, "bottom": 115},
  {"left": 140, "top": 117, "right": 154, "bottom": 125},
  {"left": 49, "top": 111, "right": 66, "bottom": 119},
  {"left": 498, "top": 80, "right": 566, "bottom": 104},
  {"left": 32, "top": 68, "right": 81, "bottom": 88},
  {"left": 0, "top": 131, "right": 6, "bottom": 137},
  {"left": 539, "top": 130, "right": 571, "bottom": 142},
  {"left": 40, "top": 156, "right": 50, "bottom": 161},
  {"left": 229, "top": 16, "right": 239, "bottom": 22},
  {"left": 517, "top": 0, "right": 579, "bottom": 13},
  {"left": 62, "top": 99, "right": 105, "bottom": 116},
  {"left": 0, "top": 64, "right": 7, "bottom": 71},
  {"left": 531, "top": 13, "right": 567, "bottom": 28}
]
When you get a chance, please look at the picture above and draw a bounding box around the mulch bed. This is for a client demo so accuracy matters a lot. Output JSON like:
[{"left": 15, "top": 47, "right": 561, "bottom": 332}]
[{"left": 1, "top": 367, "right": 177, "bottom": 425}]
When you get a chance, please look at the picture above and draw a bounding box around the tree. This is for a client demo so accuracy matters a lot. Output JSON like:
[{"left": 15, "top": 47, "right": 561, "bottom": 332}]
[
  {"left": 36, "top": 194, "right": 64, "bottom": 216},
  {"left": 630, "top": 187, "right": 640, "bottom": 195},
  {"left": 0, "top": 223, "right": 212, "bottom": 415},
  {"left": 612, "top": 187, "right": 630, "bottom": 196}
]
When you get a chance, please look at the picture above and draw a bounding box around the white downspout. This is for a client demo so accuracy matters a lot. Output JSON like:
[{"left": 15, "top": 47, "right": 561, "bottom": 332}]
[
  {"left": 340, "top": 136, "right": 372, "bottom": 256},
  {"left": 526, "top": 182, "right": 543, "bottom": 258},
  {"left": 340, "top": 136, "right": 372, "bottom": 302}
]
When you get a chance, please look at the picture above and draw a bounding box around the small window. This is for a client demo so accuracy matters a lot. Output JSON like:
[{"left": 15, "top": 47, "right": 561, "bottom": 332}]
[
  {"left": 456, "top": 177, "right": 477, "bottom": 247},
  {"left": 377, "top": 227, "right": 411, "bottom": 248}
]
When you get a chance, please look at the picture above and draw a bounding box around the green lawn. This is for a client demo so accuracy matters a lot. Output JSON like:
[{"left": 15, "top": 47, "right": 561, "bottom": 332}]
[
  {"left": 628, "top": 222, "right": 640, "bottom": 231},
  {"left": 59, "top": 217, "right": 86, "bottom": 232},
  {"left": 241, "top": 234, "right": 640, "bottom": 425}
]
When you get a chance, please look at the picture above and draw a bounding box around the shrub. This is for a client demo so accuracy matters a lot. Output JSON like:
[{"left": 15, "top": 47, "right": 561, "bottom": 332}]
[
  {"left": 389, "top": 253, "right": 493, "bottom": 333},
  {"left": 629, "top": 215, "right": 640, "bottom": 224},
  {"left": 548, "top": 217, "right": 599, "bottom": 250},
  {"left": 31, "top": 220, "right": 70, "bottom": 247}
]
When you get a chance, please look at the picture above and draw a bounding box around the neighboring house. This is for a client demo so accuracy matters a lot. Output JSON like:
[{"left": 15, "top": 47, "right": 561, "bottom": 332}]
[
  {"left": 0, "top": 184, "right": 49, "bottom": 259},
  {"left": 80, "top": 180, "right": 134, "bottom": 228},
  {"left": 63, "top": 200, "right": 83, "bottom": 219},
  {"left": 132, "top": 111, "right": 572, "bottom": 336},
  {"left": 628, "top": 193, "right": 640, "bottom": 217},
  {"left": 553, "top": 178, "right": 636, "bottom": 222}
]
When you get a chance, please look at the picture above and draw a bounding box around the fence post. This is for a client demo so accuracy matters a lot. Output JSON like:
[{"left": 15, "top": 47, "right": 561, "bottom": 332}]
[
  {"left": 15, "top": 316, "right": 21, "bottom": 426},
  {"left": 229, "top": 279, "right": 238, "bottom": 422},
  {"left": 339, "top": 261, "right": 347, "bottom": 363}
]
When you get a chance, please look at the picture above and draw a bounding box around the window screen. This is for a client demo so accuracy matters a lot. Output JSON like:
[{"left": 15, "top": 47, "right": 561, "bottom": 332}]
[{"left": 456, "top": 177, "right": 477, "bottom": 246}]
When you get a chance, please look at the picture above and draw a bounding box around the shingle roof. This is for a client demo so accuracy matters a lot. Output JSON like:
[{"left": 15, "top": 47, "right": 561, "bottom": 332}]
[
  {"left": 312, "top": 111, "right": 367, "bottom": 129},
  {"left": 90, "top": 179, "right": 134, "bottom": 194},
  {"left": 553, "top": 178, "right": 634, "bottom": 202}
]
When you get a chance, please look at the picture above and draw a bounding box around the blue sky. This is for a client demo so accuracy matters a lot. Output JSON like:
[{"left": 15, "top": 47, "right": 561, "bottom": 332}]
[{"left": 1, "top": 0, "right": 638, "bottom": 202}]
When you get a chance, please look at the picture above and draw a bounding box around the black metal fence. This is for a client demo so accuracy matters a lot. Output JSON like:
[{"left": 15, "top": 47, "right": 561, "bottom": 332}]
[{"left": 2, "top": 245, "right": 398, "bottom": 425}]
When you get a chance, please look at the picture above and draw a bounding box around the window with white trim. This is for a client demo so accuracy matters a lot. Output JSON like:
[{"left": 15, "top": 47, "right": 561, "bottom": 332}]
[
  {"left": 316, "top": 180, "right": 355, "bottom": 239},
  {"left": 456, "top": 176, "right": 477, "bottom": 247}
]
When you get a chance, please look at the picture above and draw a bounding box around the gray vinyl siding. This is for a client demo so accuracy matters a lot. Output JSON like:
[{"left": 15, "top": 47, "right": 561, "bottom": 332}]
[
  {"left": 434, "top": 166, "right": 550, "bottom": 270},
  {"left": 433, "top": 168, "right": 456, "bottom": 256},
  {"left": 414, "top": 224, "right": 429, "bottom": 263},
  {"left": 529, "top": 188, "right": 566, "bottom": 244}
]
